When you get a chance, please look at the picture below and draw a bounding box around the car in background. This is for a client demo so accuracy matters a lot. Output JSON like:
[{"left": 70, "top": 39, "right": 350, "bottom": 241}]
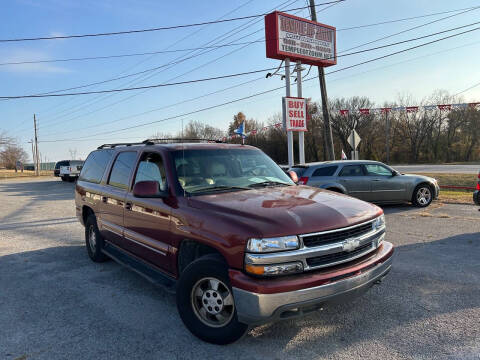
[
  {"left": 290, "top": 160, "right": 439, "bottom": 207},
  {"left": 59, "top": 160, "right": 84, "bottom": 182},
  {"left": 54, "top": 160, "right": 70, "bottom": 177},
  {"left": 474, "top": 170, "right": 480, "bottom": 207}
]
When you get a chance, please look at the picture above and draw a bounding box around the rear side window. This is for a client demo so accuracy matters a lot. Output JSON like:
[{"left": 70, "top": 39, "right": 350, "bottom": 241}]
[
  {"left": 108, "top": 152, "right": 137, "bottom": 190},
  {"left": 79, "top": 150, "right": 113, "bottom": 184},
  {"left": 339, "top": 165, "right": 364, "bottom": 177},
  {"left": 312, "top": 166, "right": 338, "bottom": 177},
  {"left": 291, "top": 167, "right": 307, "bottom": 177}
]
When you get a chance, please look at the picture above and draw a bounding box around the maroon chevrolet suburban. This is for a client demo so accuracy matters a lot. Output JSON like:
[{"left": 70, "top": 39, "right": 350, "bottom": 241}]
[{"left": 75, "top": 140, "right": 394, "bottom": 344}]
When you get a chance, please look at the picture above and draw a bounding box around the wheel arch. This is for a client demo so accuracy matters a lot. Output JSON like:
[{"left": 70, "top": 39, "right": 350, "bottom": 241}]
[
  {"left": 82, "top": 205, "right": 94, "bottom": 225},
  {"left": 411, "top": 181, "right": 434, "bottom": 202},
  {"left": 177, "top": 239, "right": 226, "bottom": 275}
]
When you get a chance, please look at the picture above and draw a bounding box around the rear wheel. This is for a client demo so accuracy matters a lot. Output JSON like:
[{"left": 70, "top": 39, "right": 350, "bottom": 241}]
[
  {"left": 85, "top": 214, "right": 108, "bottom": 262},
  {"left": 176, "top": 255, "right": 248, "bottom": 344},
  {"left": 413, "top": 184, "right": 433, "bottom": 207}
]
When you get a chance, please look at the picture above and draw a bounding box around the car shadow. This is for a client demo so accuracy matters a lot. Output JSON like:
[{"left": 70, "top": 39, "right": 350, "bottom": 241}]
[
  {"left": 1, "top": 232, "right": 478, "bottom": 358},
  {"left": 0, "top": 179, "right": 75, "bottom": 202}
]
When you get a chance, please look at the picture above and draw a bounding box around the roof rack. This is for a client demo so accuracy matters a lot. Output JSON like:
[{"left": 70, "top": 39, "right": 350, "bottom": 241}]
[
  {"left": 97, "top": 142, "right": 152, "bottom": 149},
  {"left": 97, "top": 138, "right": 224, "bottom": 149},
  {"left": 142, "top": 138, "right": 224, "bottom": 144}
]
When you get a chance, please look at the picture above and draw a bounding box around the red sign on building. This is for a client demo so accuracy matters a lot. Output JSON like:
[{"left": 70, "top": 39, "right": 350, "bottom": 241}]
[{"left": 265, "top": 11, "right": 336, "bottom": 67}]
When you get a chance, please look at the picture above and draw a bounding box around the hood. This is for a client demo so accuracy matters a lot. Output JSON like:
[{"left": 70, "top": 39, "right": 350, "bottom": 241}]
[
  {"left": 188, "top": 186, "right": 382, "bottom": 238},
  {"left": 402, "top": 173, "right": 437, "bottom": 183}
]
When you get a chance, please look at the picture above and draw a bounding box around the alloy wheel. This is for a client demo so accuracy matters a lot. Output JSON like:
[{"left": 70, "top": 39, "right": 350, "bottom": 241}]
[
  {"left": 417, "top": 187, "right": 431, "bottom": 206},
  {"left": 191, "top": 277, "right": 235, "bottom": 328}
]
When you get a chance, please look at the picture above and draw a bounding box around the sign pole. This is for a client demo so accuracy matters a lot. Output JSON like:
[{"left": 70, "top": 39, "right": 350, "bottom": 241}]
[
  {"left": 385, "top": 111, "right": 390, "bottom": 164},
  {"left": 296, "top": 61, "right": 305, "bottom": 165},
  {"left": 284, "top": 58, "right": 294, "bottom": 168}
]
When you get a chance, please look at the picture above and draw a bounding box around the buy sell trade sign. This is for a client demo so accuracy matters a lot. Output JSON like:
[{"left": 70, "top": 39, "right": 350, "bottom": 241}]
[{"left": 284, "top": 97, "right": 307, "bottom": 131}]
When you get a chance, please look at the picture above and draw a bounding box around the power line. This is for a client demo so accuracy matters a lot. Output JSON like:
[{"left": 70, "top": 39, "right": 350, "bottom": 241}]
[
  {"left": 4, "top": 22, "right": 480, "bottom": 101},
  {"left": 454, "top": 81, "right": 480, "bottom": 96},
  {"left": 0, "top": 0, "right": 344, "bottom": 43},
  {"left": 3, "top": 6, "right": 474, "bottom": 67},
  {"left": 33, "top": 0, "right": 300, "bottom": 130},
  {"left": 38, "top": 25, "right": 480, "bottom": 143},
  {"left": 338, "top": 5, "right": 479, "bottom": 54}
]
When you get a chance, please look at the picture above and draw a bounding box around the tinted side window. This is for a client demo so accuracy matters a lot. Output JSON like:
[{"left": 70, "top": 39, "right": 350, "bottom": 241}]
[
  {"left": 134, "top": 152, "right": 167, "bottom": 191},
  {"left": 365, "top": 164, "right": 392, "bottom": 176},
  {"left": 55, "top": 161, "right": 69, "bottom": 169},
  {"left": 108, "top": 152, "right": 137, "bottom": 190},
  {"left": 79, "top": 150, "right": 113, "bottom": 184},
  {"left": 312, "top": 166, "right": 338, "bottom": 177},
  {"left": 339, "top": 165, "right": 364, "bottom": 177},
  {"left": 291, "top": 167, "right": 307, "bottom": 177}
]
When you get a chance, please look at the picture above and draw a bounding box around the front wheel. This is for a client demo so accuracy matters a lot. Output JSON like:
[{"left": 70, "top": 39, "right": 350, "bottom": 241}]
[
  {"left": 176, "top": 255, "right": 248, "bottom": 344},
  {"left": 413, "top": 184, "right": 433, "bottom": 207}
]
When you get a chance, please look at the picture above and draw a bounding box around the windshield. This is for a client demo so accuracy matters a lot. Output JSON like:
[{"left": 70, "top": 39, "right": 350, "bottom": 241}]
[{"left": 172, "top": 148, "right": 294, "bottom": 195}]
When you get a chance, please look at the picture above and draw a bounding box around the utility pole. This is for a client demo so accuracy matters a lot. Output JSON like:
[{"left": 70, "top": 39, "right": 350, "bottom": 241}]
[
  {"left": 33, "top": 114, "right": 39, "bottom": 176},
  {"left": 309, "top": 0, "right": 335, "bottom": 160}
]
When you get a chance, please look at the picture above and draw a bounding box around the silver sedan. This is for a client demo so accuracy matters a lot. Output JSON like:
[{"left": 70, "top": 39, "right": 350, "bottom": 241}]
[{"left": 290, "top": 160, "right": 439, "bottom": 207}]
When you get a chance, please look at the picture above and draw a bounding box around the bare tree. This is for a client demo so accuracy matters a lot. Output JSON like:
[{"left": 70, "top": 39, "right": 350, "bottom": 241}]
[{"left": 0, "top": 143, "right": 28, "bottom": 169}]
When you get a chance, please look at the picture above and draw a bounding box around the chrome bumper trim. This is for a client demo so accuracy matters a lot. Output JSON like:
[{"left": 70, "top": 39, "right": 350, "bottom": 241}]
[{"left": 233, "top": 249, "right": 393, "bottom": 325}]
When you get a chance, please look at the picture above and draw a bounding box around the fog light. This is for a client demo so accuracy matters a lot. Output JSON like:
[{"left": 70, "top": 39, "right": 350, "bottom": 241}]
[{"left": 245, "top": 261, "right": 303, "bottom": 276}]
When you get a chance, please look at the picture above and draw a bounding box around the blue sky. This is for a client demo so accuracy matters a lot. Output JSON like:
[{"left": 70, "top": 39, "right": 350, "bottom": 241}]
[{"left": 1, "top": 0, "right": 480, "bottom": 162}]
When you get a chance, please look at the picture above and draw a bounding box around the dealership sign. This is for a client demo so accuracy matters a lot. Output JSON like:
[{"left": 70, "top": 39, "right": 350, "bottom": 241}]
[
  {"left": 265, "top": 11, "right": 336, "bottom": 67},
  {"left": 283, "top": 97, "right": 307, "bottom": 131}
]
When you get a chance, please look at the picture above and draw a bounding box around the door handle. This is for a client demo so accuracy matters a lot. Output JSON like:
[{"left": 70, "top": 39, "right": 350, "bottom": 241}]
[
  {"left": 371, "top": 179, "right": 381, "bottom": 182},
  {"left": 101, "top": 196, "right": 107, "bottom": 203},
  {"left": 125, "top": 202, "right": 132, "bottom": 211}
]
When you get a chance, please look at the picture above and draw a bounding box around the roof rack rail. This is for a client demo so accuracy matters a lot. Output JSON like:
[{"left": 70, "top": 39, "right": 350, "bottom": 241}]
[
  {"left": 142, "top": 138, "right": 224, "bottom": 144},
  {"left": 97, "top": 138, "right": 225, "bottom": 149},
  {"left": 97, "top": 141, "right": 151, "bottom": 149}
]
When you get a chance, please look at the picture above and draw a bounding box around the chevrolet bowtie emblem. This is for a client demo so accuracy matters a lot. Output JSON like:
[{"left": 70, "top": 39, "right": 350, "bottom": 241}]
[{"left": 342, "top": 238, "right": 360, "bottom": 252}]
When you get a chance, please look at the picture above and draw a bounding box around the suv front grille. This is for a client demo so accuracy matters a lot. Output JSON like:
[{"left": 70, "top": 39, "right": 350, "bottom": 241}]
[
  {"left": 302, "top": 222, "right": 373, "bottom": 247},
  {"left": 306, "top": 241, "right": 374, "bottom": 267}
]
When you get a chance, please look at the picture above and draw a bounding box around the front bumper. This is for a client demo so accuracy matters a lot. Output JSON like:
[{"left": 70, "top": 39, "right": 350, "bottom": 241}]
[
  {"left": 232, "top": 242, "right": 393, "bottom": 325},
  {"left": 474, "top": 190, "right": 480, "bottom": 206}
]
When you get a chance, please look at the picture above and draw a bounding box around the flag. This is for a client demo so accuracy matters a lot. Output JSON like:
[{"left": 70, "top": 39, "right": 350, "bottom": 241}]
[
  {"left": 339, "top": 109, "right": 349, "bottom": 116},
  {"left": 341, "top": 149, "right": 347, "bottom": 160},
  {"left": 359, "top": 108, "right": 370, "bottom": 115},
  {"left": 234, "top": 122, "right": 247, "bottom": 144}
]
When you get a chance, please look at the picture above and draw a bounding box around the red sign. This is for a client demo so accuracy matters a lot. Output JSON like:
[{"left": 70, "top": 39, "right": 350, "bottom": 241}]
[
  {"left": 284, "top": 97, "right": 307, "bottom": 131},
  {"left": 359, "top": 108, "right": 370, "bottom": 115},
  {"left": 265, "top": 11, "right": 336, "bottom": 67}
]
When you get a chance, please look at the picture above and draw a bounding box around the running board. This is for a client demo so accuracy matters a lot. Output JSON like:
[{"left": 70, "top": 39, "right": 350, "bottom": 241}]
[{"left": 103, "top": 242, "right": 176, "bottom": 294}]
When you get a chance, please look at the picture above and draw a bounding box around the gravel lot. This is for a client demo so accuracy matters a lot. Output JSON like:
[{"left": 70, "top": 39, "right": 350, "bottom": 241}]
[{"left": 1, "top": 177, "right": 479, "bottom": 360}]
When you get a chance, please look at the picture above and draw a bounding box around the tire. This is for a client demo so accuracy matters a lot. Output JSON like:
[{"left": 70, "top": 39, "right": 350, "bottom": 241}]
[
  {"left": 85, "top": 214, "right": 108, "bottom": 262},
  {"left": 176, "top": 255, "right": 248, "bottom": 344},
  {"left": 412, "top": 184, "right": 433, "bottom": 207},
  {"left": 61, "top": 176, "right": 67, "bottom": 182}
]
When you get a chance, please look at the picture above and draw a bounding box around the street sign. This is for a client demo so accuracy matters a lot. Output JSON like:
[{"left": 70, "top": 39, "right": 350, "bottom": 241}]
[{"left": 347, "top": 129, "right": 361, "bottom": 150}]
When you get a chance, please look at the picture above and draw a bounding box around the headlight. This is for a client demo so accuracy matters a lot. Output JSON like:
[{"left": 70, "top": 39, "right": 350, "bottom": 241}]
[
  {"left": 245, "top": 261, "right": 303, "bottom": 276},
  {"left": 372, "top": 214, "right": 385, "bottom": 230},
  {"left": 246, "top": 236, "right": 299, "bottom": 253}
]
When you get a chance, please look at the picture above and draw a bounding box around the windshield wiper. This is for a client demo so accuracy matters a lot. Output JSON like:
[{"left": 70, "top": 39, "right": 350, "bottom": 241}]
[
  {"left": 248, "top": 181, "right": 291, "bottom": 188},
  {"left": 189, "top": 185, "right": 250, "bottom": 194}
]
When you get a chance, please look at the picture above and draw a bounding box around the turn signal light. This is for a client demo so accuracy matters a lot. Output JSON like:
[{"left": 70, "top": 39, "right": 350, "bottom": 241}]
[
  {"left": 298, "top": 176, "right": 309, "bottom": 185},
  {"left": 245, "top": 262, "right": 303, "bottom": 276}
]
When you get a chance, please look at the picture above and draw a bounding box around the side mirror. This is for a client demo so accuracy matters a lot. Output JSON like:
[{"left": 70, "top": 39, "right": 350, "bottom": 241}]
[
  {"left": 391, "top": 170, "right": 398, "bottom": 177},
  {"left": 288, "top": 170, "right": 298, "bottom": 184},
  {"left": 133, "top": 181, "right": 167, "bottom": 198}
]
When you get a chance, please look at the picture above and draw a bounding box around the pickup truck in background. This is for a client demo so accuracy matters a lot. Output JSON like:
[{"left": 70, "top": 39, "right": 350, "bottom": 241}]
[
  {"left": 59, "top": 160, "right": 83, "bottom": 182},
  {"left": 75, "top": 140, "right": 393, "bottom": 344}
]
